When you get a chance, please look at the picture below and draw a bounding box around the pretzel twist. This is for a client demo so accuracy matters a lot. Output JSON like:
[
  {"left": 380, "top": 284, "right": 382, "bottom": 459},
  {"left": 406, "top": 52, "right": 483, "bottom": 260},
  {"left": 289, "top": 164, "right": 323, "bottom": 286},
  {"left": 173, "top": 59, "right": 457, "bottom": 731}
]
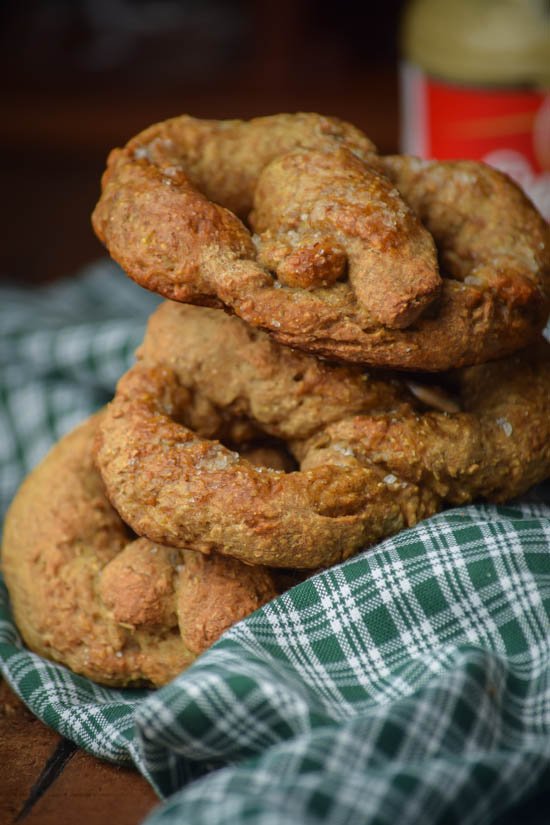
[
  {"left": 2, "top": 414, "right": 278, "bottom": 686},
  {"left": 93, "top": 113, "right": 549, "bottom": 370},
  {"left": 95, "top": 303, "right": 550, "bottom": 569}
]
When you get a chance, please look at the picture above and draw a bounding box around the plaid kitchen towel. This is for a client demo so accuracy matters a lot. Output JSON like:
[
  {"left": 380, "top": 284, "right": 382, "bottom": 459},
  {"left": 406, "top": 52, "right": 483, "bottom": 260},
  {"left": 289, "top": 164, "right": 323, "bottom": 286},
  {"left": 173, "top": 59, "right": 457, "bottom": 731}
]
[{"left": 1, "top": 264, "right": 550, "bottom": 825}]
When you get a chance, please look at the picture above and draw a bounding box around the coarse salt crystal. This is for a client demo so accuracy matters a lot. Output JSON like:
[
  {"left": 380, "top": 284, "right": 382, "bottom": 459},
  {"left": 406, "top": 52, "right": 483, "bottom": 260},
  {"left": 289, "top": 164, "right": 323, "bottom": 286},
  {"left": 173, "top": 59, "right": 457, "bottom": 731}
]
[
  {"left": 496, "top": 417, "right": 513, "bottom": 437},
  {"left": 332, "top": 442, "right": 355, "bottom": 457}
]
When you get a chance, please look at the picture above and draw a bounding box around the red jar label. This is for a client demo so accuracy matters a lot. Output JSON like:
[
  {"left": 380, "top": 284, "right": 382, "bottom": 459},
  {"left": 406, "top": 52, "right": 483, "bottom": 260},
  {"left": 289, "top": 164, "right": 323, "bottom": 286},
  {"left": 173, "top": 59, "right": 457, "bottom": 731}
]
[{"left": 400, "top": 61, "right": 550, "bottom": 219}]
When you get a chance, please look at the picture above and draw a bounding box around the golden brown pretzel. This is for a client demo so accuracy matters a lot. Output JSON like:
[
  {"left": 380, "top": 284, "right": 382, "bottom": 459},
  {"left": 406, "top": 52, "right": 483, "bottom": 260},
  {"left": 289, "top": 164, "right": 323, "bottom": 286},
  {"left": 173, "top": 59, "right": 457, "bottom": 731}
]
[
  {"left": 92, "top": 112, "right": 443, "bottom": 333},
  {"left": 92, "top": 112, "right": 549, "bottom": 370},
  {"left": 251, "top": 147, "right": 440, "bottom": 327},
  {"left": 95, "top": 363, "right": 436, "bottom": 569},
  {"left": 381, "top": 156, "right": 548, "bottom": 306},
  {"left": 300, "top": 340, "right": 550, "bottom": 505},
  {"left": 96, "top": 303, "right": 550, "bottom": 570},
  {"left": 2, "top": 414, "right": 277, "bottom": 686},
  {"left": 245, "top": 154, "right": 549, "bottom": 368}
]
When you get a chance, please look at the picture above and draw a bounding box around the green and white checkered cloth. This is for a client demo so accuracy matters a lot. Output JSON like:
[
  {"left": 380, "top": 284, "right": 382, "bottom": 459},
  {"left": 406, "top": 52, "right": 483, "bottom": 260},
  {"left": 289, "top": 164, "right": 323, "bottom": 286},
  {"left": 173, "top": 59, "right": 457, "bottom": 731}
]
[{"left": 1, "top": 263, "right": 550, "bottom": 825}]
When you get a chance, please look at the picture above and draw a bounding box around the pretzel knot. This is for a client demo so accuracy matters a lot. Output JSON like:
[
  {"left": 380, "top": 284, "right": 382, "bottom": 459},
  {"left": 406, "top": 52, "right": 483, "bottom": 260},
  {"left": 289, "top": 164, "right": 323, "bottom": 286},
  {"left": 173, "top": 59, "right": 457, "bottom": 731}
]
[
  {"left": 92, "top": 113, "right": 549, "bottom": 370},
  {"left": 2, "top": 414, "right": 278, "bottom": 687},
  {"left": 95, "top": 303, "right": 550, "bottom": 570}
]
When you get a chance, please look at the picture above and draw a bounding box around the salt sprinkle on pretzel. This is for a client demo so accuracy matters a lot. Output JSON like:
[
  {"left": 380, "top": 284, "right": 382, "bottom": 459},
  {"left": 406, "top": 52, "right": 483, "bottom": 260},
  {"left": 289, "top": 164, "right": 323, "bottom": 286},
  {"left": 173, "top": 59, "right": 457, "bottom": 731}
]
[
  {"left": 95, "top": 304, "right": 550, "bottom": 569},
  {"left": 96, "top": 362, "right": 438, "bottom": 569},
  {"left": 2, "top": 414, "right": 278, "bottom": 686},
  {"left": 93, "top": 112, "right": 549, "bottom": 370}
]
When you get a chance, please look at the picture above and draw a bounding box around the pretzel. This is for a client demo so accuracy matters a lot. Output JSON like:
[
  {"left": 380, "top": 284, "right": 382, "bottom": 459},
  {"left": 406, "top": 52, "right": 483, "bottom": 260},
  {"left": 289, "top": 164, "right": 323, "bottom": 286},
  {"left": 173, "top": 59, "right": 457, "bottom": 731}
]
[
  {"left": 92, "top": 112, "right": 549, "bottom": 370},
  {"left": 300, "top": 340, "right": 550, "bottom": 505},
  {"left": 95, "top": 303, "right": 550, "bottom": 569},
  {"left": 2, "top": 414, "right": 278, "bottom": 687}
]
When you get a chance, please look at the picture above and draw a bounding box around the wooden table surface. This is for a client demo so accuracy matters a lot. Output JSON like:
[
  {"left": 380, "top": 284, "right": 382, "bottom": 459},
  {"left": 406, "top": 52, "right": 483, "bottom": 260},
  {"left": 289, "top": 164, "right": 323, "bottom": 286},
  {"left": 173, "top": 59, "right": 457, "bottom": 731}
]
[{"left": 0, "top": 680, "right": 158, "bottom": 824}]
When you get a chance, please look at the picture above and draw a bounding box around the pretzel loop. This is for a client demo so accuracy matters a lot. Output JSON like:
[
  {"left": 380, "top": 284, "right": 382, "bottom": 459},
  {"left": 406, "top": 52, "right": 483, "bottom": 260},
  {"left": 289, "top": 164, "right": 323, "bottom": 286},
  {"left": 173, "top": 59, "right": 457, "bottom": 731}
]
[
  {"left": 95, "top": 303, "right": 550, "bottom": 569},
  {"left": 93, "top": 113, "right": 549, "bottom": 370}
]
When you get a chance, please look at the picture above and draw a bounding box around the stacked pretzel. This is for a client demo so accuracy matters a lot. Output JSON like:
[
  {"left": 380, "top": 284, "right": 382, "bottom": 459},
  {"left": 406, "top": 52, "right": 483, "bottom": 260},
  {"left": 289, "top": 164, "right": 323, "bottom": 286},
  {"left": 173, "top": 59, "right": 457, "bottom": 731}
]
[{"left": 3, "top": 113, "right": 550, "bottom": 687}]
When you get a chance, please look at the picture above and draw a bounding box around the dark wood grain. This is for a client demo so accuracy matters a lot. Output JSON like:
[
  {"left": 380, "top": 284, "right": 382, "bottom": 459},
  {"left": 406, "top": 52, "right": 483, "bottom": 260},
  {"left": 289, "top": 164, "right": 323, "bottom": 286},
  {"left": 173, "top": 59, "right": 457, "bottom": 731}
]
[
  {"left": 14, "top": 739, "right": 77, "bottom": 822},
  {"left": 0, "top": 681, "right": 158, "bottom": 825}
]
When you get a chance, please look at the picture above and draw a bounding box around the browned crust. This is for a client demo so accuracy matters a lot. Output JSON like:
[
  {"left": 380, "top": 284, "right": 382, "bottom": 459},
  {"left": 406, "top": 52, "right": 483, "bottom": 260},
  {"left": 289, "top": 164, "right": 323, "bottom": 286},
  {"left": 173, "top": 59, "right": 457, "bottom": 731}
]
[
  {"left": 96, "top": 304, "right": 550, "bottom": 569},
  {"left": 95, "top": 364, "right": 436, "bottom": 569},
  {"left": 251, "top": 148, "right": 440, "bottom": 327},
  {"left": 301, "top": 341, "right": 550, "bottom": 505},
  {"left": 1, "top": 415, "right": 277, "bottom": 687},
  {"left": 92, "top": 113, "right": 549, "bottom": 370},
  {"left": 136, "top": 302, "right": 409, "bottom": 442}
]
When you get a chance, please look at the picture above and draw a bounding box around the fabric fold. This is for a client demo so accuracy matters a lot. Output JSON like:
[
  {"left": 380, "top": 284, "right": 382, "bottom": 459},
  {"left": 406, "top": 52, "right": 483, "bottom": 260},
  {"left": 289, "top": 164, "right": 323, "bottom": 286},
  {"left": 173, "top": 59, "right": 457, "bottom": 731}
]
[{"left": 1, "top": 267, "right": 549, "bottom": 825}]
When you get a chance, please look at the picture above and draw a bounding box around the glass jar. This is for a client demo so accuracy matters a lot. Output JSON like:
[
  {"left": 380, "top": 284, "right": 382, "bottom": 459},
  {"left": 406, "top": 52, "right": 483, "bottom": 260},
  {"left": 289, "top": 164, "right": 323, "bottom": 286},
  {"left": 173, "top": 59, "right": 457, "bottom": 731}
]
[{"left": 399, "top": 0, "right": 550, "bottom": 218}]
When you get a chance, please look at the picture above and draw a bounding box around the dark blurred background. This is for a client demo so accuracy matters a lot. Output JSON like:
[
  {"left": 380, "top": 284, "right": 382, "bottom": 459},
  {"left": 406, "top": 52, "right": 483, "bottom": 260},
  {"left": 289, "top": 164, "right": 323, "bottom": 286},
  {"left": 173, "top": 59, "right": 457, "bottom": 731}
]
[{"left": 0, "top": 0, "right": 405, "bottom": 285}]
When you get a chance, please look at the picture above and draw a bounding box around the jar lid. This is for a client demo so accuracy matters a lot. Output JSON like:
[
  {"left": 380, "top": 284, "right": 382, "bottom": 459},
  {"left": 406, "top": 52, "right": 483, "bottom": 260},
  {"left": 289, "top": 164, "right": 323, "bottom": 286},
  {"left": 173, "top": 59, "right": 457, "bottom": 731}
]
[{"left": 401, "top": 0, "right": 550, "bottom": 87}]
